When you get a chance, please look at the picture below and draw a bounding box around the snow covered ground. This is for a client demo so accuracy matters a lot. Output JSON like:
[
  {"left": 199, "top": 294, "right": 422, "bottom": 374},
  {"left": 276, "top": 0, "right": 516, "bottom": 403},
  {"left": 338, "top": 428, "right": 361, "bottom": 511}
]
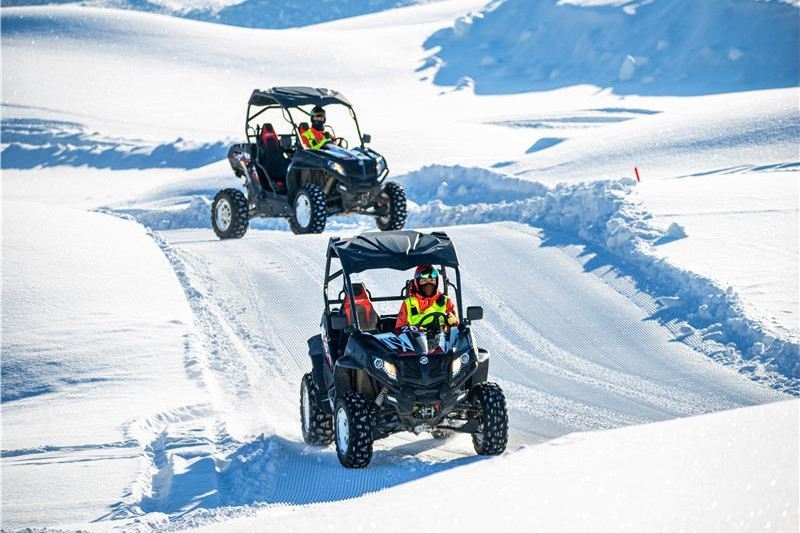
[
  {"left": 2, "top": 0, "right": 798, "bottom": 530},
  {"left": 192, "top": 399, "right": 800, "bottom": 533},
  {"left": 1, "top": 201, "right": 213, "bottom": 526}
]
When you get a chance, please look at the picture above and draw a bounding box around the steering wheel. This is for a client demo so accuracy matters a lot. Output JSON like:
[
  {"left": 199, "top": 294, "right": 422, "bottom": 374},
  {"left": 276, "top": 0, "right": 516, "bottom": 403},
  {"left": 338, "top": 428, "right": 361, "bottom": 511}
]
[
  {"left": 334, "top": 137, "right": 349, "bottom": 148},
  {"left": 417, "top": 312, "right": 450, "bottom": 337}
]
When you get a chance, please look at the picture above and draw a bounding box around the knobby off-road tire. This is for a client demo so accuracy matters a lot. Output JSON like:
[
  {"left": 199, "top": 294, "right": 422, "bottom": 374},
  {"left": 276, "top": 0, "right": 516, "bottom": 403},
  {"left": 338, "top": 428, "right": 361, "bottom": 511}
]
[
  {"left": 470, "top": 382, "right": 508, "bottom": 455},
  {"left": 334, "top": 392, "right": 373, "bottom": 468},
  {"left": 289, "top": 184, "right": 327, "bottom": 234},
  {"left": 212, "top": 188, "right": 249, "bottom": 239},
  {"left": 375, "top": 181, "right": 407, "bottom": 231},
  {"left": 300, "top": 373, "right": 334, "bottom": 446}
]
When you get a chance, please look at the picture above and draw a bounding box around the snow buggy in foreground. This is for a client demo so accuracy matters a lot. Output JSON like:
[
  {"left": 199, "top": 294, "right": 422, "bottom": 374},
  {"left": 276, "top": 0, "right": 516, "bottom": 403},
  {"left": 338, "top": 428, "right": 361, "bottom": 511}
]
[
  {"left": 301, "top": 230, "right": 508, "bottom": 468},
  {"left": 212, "top": 86, "right": 406, "bottom": 239}
]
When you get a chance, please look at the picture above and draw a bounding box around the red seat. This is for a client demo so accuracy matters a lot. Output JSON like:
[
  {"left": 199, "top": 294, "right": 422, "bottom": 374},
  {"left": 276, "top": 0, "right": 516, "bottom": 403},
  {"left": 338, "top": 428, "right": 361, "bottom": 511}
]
[
  {"left": 343, "top": 283, "right": 379, "bottom": 332},
  {"left": 257, "top": 123, "right": 288, "bottom": 190}
]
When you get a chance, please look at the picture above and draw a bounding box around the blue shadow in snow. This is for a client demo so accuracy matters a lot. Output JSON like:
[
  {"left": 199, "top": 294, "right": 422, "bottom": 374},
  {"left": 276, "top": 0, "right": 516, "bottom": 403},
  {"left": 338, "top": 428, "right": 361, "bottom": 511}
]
[
  {"left": 526, "top": 137, "right": 565, "bottom": 154},
  {"left": 0, "top": 118, "right": 228, "bottom": 170},
  {"left": 217, "top": 434, "right": 484, "bottom": 507},
  {"left": 422, "top": 0, "right": 799, "bottom": 96}
]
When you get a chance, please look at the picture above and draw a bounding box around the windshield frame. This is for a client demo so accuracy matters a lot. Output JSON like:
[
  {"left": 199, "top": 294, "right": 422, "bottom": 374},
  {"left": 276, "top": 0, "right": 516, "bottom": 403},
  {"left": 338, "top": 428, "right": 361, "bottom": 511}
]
[{"left": 246, "top": 102, "right": 365, "bottom": 150}]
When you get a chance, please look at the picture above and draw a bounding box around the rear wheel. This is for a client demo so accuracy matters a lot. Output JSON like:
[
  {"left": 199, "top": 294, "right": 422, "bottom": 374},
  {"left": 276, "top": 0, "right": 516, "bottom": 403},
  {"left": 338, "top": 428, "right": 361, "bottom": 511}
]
[
  {"left": 374, "top": 181, "right": 407, "bottom": 231},
  {"left": 289, "top": 184, "right": 327, "bottom": 234},
  {"left": 300, "top": 373, "right": 334, "bottom": 446},
  {"left": 334, "top": 392, "right": 373, "bottom": 468},
  {"left": 212, "top": 188, "right": 249, "bottom": 239},
  {"left": 470, "top": 382, "right": 508, "bottom": 455}
]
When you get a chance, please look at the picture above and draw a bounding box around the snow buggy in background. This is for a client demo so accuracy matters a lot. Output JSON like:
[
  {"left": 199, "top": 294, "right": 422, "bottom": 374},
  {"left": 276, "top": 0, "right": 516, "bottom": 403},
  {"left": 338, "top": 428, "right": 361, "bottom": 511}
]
[
  {"left": 212, "top": 86, "right": 407, "bottom": 239},
  {"left": 300, "top": 230, "right": 508, "bottom": 468}
]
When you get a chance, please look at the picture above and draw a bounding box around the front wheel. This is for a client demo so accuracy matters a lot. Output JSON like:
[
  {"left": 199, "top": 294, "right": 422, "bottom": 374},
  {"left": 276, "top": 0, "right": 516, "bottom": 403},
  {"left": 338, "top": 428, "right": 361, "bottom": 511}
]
[
  {"left": 470, "top": 382, "right": 508, "bottom": 455},
  {"left": 289, "top": 184, "right": 327, "bottom": 234},
  {"left": 334, "top": 392, "right": 373, "bottom": 468},
  {"left": 300, "top": 373, "right": 334, "bottom": 446},
  {"left": 212, "top": 188, "right": 249, "bottom": 239},
  {"left": 374, "top": 181, "right": 407, "bottom": 231}
]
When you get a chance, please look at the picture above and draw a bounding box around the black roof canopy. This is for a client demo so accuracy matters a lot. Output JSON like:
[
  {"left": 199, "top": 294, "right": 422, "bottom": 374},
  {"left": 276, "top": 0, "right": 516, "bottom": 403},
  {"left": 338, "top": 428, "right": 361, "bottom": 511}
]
[
  {"left": 330, "top": 231, "right": 460, "bottom": 274},
  {"left": 248, "top": 87, "right": 352, "bottom": 108}
]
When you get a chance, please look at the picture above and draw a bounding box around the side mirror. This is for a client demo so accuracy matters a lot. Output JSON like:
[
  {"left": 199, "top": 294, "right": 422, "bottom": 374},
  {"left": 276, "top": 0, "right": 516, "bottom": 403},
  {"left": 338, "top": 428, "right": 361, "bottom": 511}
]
[
  {"left": 466, "top": 306, "right": 483, "bottom": 321},
  {"left": 361, "top": 133, "right": 371, "bottom": 144},
  {"left": 330, "top": 314, "right": 349, "bottom": 331}
]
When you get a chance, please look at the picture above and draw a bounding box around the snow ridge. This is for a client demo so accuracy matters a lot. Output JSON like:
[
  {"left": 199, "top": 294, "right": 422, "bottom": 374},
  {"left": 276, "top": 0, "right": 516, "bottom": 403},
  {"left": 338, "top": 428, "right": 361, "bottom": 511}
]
[
  {"left": 398, "top": 165, "right": 799, "bottom": 391},
  {"left": 0, "top": 117, "right": 229, "bottom": 170}
]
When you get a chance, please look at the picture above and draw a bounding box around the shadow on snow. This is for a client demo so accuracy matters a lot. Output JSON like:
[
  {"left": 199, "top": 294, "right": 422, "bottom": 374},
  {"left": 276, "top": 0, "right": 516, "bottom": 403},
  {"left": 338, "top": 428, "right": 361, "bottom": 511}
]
[{"left": 1, "top": 117, "right": 228, "bottom": 170}]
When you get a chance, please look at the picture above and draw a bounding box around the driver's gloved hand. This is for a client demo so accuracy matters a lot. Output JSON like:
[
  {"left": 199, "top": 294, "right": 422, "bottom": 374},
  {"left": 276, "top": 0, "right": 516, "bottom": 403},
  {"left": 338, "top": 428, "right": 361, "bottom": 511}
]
[{"left": 446, "top": 313, "right": 458, "bottom": 326}]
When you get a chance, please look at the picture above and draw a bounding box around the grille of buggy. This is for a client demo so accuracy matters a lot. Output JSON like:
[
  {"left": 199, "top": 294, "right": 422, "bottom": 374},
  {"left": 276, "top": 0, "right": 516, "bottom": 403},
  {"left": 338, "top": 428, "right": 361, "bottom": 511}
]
[
  {"left": 340, "top": 159, "right": 377, "bottom": 179},
  {"left": 399, "top": 356, "right": 448, "bottom": 386}
]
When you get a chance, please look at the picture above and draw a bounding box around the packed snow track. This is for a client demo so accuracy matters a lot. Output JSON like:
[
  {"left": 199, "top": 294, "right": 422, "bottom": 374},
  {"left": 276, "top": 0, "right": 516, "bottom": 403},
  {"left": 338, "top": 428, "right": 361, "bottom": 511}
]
[{"left": 137, "top": 222, "right": 784, "bottom": 518}]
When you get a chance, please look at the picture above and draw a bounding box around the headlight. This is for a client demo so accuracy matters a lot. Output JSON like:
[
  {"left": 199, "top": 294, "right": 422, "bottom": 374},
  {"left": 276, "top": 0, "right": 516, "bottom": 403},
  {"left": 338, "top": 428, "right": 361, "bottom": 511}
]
[
  {"left": 451, "top": 353, "right": 470, "bottom": 377},
  {"left": 330, "top": 162, "right": 345, "bottom": 175},
  {"left": 373, "top": 357, "right": 397, "bottom": 380},
  {"left": 376, "top": 157, "right": 386, "bottom": 174},
  {"left": 384, "top": 361, "right": 397, "bottom": 380}
]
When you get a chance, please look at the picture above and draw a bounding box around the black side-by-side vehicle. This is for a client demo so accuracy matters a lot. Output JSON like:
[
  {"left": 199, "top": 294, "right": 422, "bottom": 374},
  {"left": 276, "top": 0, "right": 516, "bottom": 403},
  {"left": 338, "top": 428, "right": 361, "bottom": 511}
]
[
  {"left": 212, "top": 87, "right": 407, "bottom": 239},
  {"left": 300, "top": 230, "right": 509, "bottom": 468}
]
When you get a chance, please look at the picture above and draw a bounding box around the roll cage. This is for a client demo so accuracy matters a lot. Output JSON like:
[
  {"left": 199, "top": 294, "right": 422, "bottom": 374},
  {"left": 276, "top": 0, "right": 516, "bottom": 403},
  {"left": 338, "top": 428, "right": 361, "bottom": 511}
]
[
  {"left": 245, "top": 87, "right": 366, "bottom": 149},
  {"left": 324, "top": 231, "right": 465, "bottom": 332}
]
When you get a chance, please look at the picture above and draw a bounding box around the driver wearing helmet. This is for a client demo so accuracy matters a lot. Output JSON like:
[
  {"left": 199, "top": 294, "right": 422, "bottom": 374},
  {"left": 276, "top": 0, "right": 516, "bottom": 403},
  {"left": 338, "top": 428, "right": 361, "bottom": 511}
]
[
  {"left": 395, "top": 265, "right": 459, "bottom": 330},
  {"left": 299, "top": 105, "right": 335, "bottom": 150}
]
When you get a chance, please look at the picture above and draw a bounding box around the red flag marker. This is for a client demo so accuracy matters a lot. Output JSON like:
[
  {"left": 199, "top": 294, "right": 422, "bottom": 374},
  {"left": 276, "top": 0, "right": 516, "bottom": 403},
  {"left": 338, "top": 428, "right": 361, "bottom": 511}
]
[{"left": 634, "top": 167, "right": 641, "bottom": 182}]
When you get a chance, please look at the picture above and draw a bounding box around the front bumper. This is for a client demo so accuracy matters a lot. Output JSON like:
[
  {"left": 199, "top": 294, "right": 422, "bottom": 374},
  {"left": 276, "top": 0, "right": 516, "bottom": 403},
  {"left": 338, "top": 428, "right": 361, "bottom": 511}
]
[{"left": 369, "top": 354, "right": 477, "bottom": 428}]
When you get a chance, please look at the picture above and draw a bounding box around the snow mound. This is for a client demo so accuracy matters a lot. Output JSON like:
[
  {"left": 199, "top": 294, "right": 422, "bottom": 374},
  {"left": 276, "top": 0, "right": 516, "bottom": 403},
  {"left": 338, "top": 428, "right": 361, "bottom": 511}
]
[
  {"left": 397, "top": 164, "right": 548, "bottom": 205},
  {"left": 424, "top": 0, "right": 800, "bottom": 95},
  {"left": 400, "top": 165, "right": 799, "bottom": 390},
  {"left": 1, "top": 117, "right": 229, "bottom": 169}
]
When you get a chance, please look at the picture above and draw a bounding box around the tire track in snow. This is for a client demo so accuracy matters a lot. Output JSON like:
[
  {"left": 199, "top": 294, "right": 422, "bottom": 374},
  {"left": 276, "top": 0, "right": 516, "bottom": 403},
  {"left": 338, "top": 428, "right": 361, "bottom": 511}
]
[
  {"left": 132, "top": 230, "right": 481, "bottom": 522},
  {"left": 161, "top": 225, "right": 785, "bottom": 442},
  {"left": 113, "top": 219, "right": 788, "bottom": 525}
]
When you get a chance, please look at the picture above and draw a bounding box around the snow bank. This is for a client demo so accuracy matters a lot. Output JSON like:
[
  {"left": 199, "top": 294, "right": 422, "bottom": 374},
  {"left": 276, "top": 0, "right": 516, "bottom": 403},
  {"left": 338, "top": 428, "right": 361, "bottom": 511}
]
[
  {"left": 397, "top": 165, "right": 800, "bottom": 390},
  {"left": 188, "top": 399, "right": 800, "bottom": 533},
  {"left": 0, "top": 201, "right": 210, "bottom": 528},
  {"left": 424, "top": 0, "right": 800, "bottom": 95},
  {"left": 397, "top": 163, "right": 548, "bottom": 204}
]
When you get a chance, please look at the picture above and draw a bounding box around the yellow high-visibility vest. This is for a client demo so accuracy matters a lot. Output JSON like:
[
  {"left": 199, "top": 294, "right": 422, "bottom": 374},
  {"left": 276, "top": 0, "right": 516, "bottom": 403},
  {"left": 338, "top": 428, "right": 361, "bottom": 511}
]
[
  {"left": 302, "top": 128, "right": 329, "bottom": 150},
  {"left": 404, "top": 295, "right": 449, "bottom": 326}
]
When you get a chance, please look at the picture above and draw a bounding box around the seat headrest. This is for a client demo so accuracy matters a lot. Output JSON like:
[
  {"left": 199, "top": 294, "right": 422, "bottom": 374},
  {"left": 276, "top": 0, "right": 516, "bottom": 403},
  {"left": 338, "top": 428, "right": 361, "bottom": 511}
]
[
  {"left": 260, "top": 123, "right": 279, "bottom": 148},
  {"left": 351, "top": 282, "right": 367, "bottom": 297},
  {"left": 298, "top": 122, "right": 309, "bottom": 133}
]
